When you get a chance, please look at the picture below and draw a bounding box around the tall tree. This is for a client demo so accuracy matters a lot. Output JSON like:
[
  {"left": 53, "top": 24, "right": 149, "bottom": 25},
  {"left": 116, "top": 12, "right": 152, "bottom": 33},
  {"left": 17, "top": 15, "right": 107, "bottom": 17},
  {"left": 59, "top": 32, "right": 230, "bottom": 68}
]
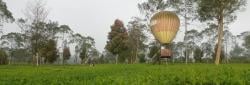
[
  {"left": 58, "top": 25, "right": 73, "bottom": 64},
  {"left": 105, "top": 19, "right": 129, "bottom": 63},
  {"left": 169, "top": 0, "right": 197, "bottom": 64},
  {"left": 16, "top": 0, "right": 50, "bottom": 66},
  {"left": 1, "top": 32, "right": 26, "bottom": 64},
  {"left": 127, "top": 17, "right": 147, "bottom": 63},
  {"left": 184, "top": 29, "right": 201, "bottom": 61},
  {"left": 199, "top": 24, "right": 218, "bottom": 60},
  {"left": 70, "top": 33, "right": 97, "bottom": 64},
  {"left": 223, "top": 30, "right": 235, "bottom": 62},
  {"left": 70, "top": 33, "right": 85, "bottom": 63},
  {"left": 197, "top": 0, "right": 246, "bottom": 65}
]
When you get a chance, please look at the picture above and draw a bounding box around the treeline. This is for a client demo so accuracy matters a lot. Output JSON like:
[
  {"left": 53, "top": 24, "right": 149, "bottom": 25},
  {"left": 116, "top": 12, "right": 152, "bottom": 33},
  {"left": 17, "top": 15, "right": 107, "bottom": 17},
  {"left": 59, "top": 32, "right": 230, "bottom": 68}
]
[{"left": 0, "top": 0, "right": 98, "bottom": 65}]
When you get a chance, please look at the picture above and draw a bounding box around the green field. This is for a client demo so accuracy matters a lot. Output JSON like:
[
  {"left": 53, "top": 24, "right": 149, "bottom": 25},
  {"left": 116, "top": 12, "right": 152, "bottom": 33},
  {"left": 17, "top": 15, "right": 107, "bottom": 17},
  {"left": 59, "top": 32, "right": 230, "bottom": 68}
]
[{"left": 1, "top": 64, "right": 250, "bottom": 85}]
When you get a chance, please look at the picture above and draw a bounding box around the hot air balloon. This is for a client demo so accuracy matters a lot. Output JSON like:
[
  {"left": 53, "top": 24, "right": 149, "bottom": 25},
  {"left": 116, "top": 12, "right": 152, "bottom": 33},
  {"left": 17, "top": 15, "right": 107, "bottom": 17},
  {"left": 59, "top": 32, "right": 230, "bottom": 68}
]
[{"left": 150, "top": 11, "right": 180, "bottom": 58}]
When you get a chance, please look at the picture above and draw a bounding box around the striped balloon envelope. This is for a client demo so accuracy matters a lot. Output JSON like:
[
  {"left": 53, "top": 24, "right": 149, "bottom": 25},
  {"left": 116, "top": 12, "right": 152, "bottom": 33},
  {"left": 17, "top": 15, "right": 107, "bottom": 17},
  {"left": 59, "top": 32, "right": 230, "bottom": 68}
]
[{"left": 150, "top": 11, "right": 180, "bottom": 44}]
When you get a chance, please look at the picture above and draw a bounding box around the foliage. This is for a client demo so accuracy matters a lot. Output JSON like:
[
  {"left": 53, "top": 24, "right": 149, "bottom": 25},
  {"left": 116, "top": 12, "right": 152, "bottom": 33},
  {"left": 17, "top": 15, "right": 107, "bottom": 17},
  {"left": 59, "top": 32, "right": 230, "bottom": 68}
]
[
  {"left": 105, "top": 19, "right": 129, "bottom": 63},
  {"left": 194, "top": 47, "right": 203, "bottom": 63},
  {"left": 79, "top": 45, "right": 87, "bottom": 64},
  {"left": 138, "top": 54, "right": 146, "bottom": 63},
  {"left": 197, "top": 0, "right": 246, "bottom": 23},
  {"left": 243, "top": 35, "right": 250, "bottom": 49},
  {"left": 0, "top": 0, "right": 14, "bottom": 23},
  {"left": 127, "top": 17, "right": 147, "bottom": 63},
  {"left": 70, "top": 34, "right": 97, "bottom": 64},
  {"left": 0, "top": 49, "right": 8, "bottom": 64},
  {"left": 1, "top": 32, "right": 26, "bottom": 48},
  {"left": 63, "top": 47, "right": 71, "bottom": 64},
  {"left": 230, "top": 44, "right": 245, "bottom": 57},
  {"left": 184, "top": 29, "right": 201, "bottom": 61},
  {"left": 138, "top": 0, "right": 169, "bottom": 19},
  {"left": 10, "top": 48, "right": 31, "bottom": 63},
  {"left": 39, "top": 39, "right": 59, "bottom": 63},
  {"left": 148, "top": 41, "right": 160, "bottom": 59}
]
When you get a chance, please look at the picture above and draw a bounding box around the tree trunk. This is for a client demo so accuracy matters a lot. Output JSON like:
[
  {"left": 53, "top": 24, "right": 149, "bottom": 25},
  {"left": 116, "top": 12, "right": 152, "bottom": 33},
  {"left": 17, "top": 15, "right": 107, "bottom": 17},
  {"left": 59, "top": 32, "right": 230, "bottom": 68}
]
[
  {"left": 81, "top": 59, "right": 84, "bottom": 64},
  {"left": 63, "top": 58, "right": 65, "bottom": 64},
  {"left": 135, "top": 48, "right": 138, "bottom": 64},
  {"left": 36, "top": 53, "right": 39, "bottom": 66},
  {"left": 115, "top": 55, "right": 118, "bottom": 64},
  {"left": 184, "top": 0, "right": 188, "bottom": 64},
  {"left": 75, "top": 55, "right": 78, "bottom": 64},
  {"left": 130, "top": 51, "right": 133, "bottom": 64},
  {"left": 215, "top": 15, "right": 224, "bottom": 65},
  {"left": 8, "top": 56, "right": 11, "bottom": 65},
  {"left": 225, "top": 38, "right": 228, "bottom": 63}
]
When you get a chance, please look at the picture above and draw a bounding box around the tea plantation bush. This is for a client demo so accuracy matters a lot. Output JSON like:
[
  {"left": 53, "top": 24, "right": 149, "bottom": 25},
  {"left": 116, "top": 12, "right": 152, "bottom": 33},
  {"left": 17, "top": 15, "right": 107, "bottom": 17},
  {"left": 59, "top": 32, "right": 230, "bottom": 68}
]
[{"left": 0, "top": 64, "right": 250, "bottom": 85}]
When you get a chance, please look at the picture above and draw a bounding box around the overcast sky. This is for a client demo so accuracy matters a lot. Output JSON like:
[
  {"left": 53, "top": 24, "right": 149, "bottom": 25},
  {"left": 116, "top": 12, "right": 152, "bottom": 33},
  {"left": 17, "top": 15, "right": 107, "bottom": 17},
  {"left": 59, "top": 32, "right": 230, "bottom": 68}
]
[{"left": 2, "top": 0, "right": 250, "bottom": 52}]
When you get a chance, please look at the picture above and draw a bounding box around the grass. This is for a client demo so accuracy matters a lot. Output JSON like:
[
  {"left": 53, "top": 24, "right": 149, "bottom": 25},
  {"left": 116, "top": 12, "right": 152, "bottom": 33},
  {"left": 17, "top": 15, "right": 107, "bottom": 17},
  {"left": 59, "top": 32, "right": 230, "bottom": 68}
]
[{"left": 0, "top": 64, "right": 250, "bottom": 85}]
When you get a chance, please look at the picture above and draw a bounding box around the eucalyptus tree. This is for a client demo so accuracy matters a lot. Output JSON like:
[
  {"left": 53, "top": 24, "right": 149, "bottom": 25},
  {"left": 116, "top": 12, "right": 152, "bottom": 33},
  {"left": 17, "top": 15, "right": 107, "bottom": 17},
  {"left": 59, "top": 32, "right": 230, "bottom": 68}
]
[
  {"left": 170, "top": 0, "right": 198, "bottom": 64},
  {"left": 0, "top": 0, "right": 14, "bottom": 53},
  {"left": 184, "top": 29, "right": 201, "bottom": 61},
  {"left": 199, "top": 24, "right": 218, "bottom": 59},
  {"left": 200, "top": 42, "right": 213, "bottom": 61},
  {"left": 127, "top": 17, "right": 147, "bottom": 63},
  {"left": 1, "top": 32, "right": 26, "bottom": 64},
  {"left": 230, "top": 44, "right": 244, "bottom": 58},
  {"left": 223, "top": 30, "right": 235, "bottom": 62},
  {"left": 57, "top": 25, "right": 73, "bottom": 63},
  {"left": 197, "top": 0, "right": 246, "bottom": 65},
  {"left": 0, "top": 0, "right": 14, "bottom": 29},
  {"left": 45, "top": 21, "right": 61, "bottom": 40},
  {"left": 70, "top": 33, "right": 97, "bottom": 64},
  {"left": 58, "top": 25, "right": 73, "bottom": 45},
  {"left": 82, "top": 36, "right": 98, "bottom": 64},
  {"left": 193, "top": 46, "right": 203, "bottom": 63},
  {"left": 70, "top": 33, "right": 85, "bottom": 64},
  {"left": 171, "top": 42, "right": 185, "bottom": 62}
]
